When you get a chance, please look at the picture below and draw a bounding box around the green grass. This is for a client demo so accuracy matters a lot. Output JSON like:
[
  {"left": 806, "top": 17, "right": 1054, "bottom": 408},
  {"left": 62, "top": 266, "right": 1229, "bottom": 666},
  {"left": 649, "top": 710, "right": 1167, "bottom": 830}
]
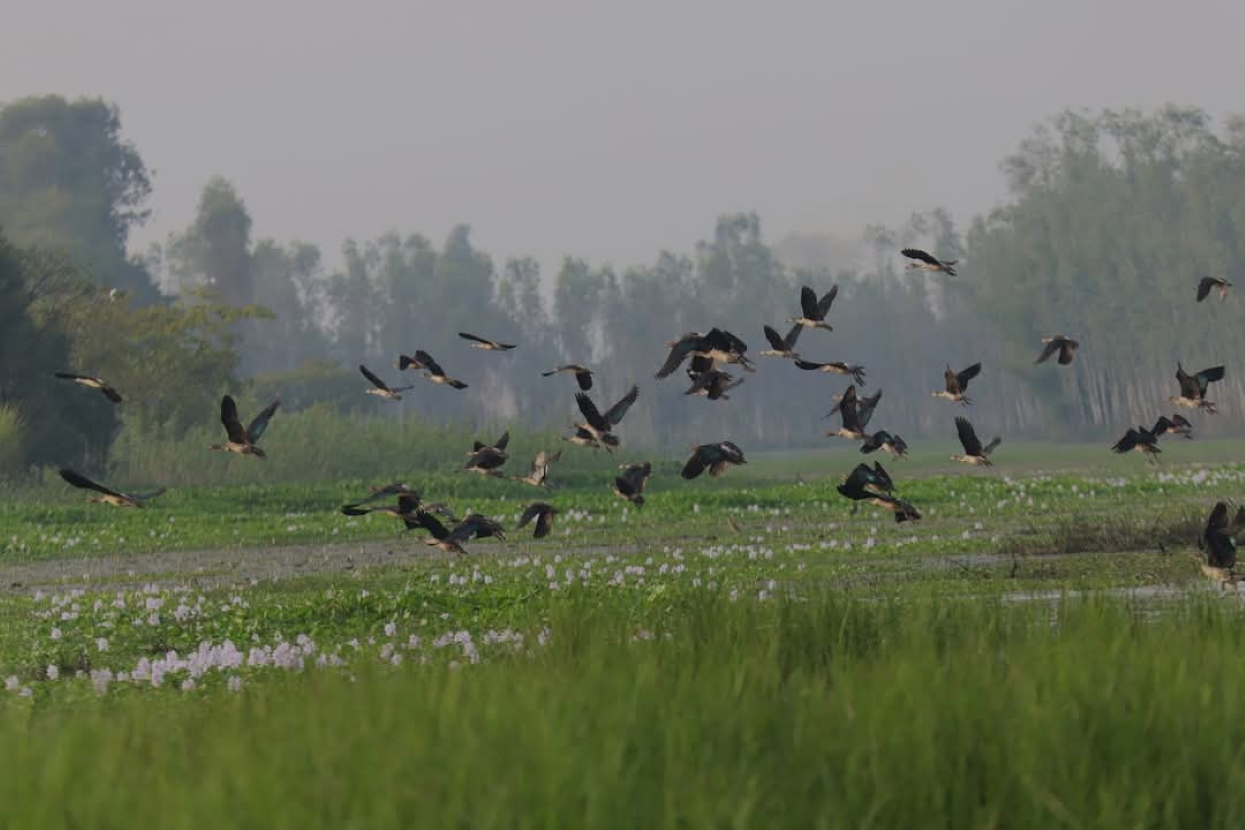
[
  {"left": 0, "top": 449, "right": 1242, "bottom": 825},
  {"left": 2, "top": 594, "right": 1245, "bottom": 827}
]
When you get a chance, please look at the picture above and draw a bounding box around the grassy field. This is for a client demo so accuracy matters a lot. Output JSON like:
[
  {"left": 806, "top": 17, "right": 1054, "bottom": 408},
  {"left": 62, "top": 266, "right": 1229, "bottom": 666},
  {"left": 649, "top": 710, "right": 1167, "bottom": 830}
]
[{"left": 0, "top": 441, "right": 1242, "bottom": 826}]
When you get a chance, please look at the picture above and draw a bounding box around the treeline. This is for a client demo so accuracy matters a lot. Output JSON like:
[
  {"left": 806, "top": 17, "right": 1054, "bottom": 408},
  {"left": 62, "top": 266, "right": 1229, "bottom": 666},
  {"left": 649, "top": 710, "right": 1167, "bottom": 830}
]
[{"left": 2, "top": 95, "right": 1245, "bottom": 480}]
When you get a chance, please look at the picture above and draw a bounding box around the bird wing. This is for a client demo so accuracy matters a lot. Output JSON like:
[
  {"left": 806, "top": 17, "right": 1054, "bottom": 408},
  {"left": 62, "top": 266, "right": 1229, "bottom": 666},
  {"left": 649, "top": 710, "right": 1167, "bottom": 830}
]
[
  {"left": 815, "top": 285, "right": 839, "bottom": 319},
  {"left": 495, "top": 430, "right": 511, "bottom": 451},
  {"left": 982, "top": 436, "right": 1003, "bottom": 456},
  {"left": 415, "top": 350, "right": 444, "bottom": 376},
  {"left": 220, "top": 395, "right": 249, "bottom": 444},
  {"left": 603, "top": 384, "right": 640, "bottom": 426},
  {"left": 902, "top": 247, "right": 938, "bottom": 266},
  {"left": 246, "top": 399, "right": 280, "bottom": 443},
  {"left": 458, "top": 332, "right": 493, "bottom": 346},
  {"left": 955, "top": 416, "right": 983, "bottom": 455},
  {"left": 406, "top": 510, "right": 449, "bottom": 539},
  {"left": 799, "top": 285, "right": 818, "bottom": 319},
  {"left": 1151, "top": 416, "right": 1174, "bottom": 436},
  {"left": 794, "top": 359, "right": 826, "bottom": 372},
  {"left": 1196, "top": 366, "right": 1226, "bottom": 396},
  {"left": 681, "top": 446, "right": 711, "bottom": 479},
  {"left": 55, "top": 372, "right": 91, "bottom": 382},
  {"left": 870, "top": 462, "right": 895, "bottom": 492},
  {"left": 856, "top": 390, "right": 882, "bottom": 429},
  {"left": 763, "top": 325, "right": 786, "bottom": 351},
  {"left": 360, "top": 364, "right": 390, "bottom": 391},
  {"left": 782, "top": 324, "right": 803, "bottom": 350},
  {"left": 838, "top": 385, "right": 860, "bottom": 430},
  {"left": 574, "top": 392, "right": 610, "bottom": 432},
  {"left": 1034, "top": 339, "right": 1061, "bottom": 364},
  {"left": 100, "top": 384, "right": 123, "bottom": 403},
  {"left": 59, "top": 468, "right": 124, "bottom": 499},
  {"left": 534, "top": 508, "right": 554, "bottom": 539},
  {"left": 655, "top": 336, "right": 700, "bottom": 379},
  {"left": 719, "top": 441, "right": 746, "bottom": 464},
  {"left": 1197, "top": 277, "right": 1214, "bottom": 302},
  {"left": 955, "top": 363, "right": 982, "bottom": 390},
  {"left": 517, "top": 502, "right": 544, "bottom": 530}
]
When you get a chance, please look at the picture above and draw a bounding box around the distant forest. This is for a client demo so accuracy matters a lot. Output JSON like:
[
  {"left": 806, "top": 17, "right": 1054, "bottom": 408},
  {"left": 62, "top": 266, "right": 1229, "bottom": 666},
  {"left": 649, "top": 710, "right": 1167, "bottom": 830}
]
[{"left": 4, "top": 94, "right": 1245, "bottom": 476}]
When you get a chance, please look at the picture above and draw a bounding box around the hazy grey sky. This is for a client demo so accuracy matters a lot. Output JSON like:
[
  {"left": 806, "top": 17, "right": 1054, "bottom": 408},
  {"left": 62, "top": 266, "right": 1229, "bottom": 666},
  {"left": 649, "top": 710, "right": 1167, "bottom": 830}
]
[{"left": 4, "top": 0, "right": 1245, "bottom": 274}]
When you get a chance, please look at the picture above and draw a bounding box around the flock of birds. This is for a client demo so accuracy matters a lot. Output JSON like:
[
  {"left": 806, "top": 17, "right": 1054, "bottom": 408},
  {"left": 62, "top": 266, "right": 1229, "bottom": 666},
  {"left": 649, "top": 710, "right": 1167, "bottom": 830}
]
[{"left": 45, "top": 252, "right": 1245, "bottom": 575}]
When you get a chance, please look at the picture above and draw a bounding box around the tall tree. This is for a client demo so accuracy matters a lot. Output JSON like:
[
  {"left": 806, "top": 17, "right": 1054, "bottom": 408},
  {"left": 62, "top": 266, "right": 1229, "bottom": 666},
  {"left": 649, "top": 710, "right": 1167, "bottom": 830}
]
[{"left": 0, "top": 95, "right": 158, "bottom": 302}]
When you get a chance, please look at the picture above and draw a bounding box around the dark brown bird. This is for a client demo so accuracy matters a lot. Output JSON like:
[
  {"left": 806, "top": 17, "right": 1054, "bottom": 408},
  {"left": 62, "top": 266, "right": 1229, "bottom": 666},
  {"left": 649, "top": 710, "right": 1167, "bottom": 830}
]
[
  {"left": 860, "top": 430, "right": 908, "bottom": 458},
  {"left": 516, "top": 502, "right": 558, "bottom": 539},
  {"left": 933, "top": 362, "right": 981, "bottom": 406},
  {"left": 825, "top": 384, "right": 868, "bottom": 441},
  {"left": 1171, "top": 364, "right": 1224, "bottom": 413},
  {"left": 612, "top": 462, "right": 652, "bottom": 507},
  {"left": 399, "top": 350, "right": 468, "bottom": 389},
  {"left": 1197, "top": 276, "right": 1232, "bottom": 302},
  {"left": 573, "top": 385, "right": 640, "bottom": 450},
  {"left": 459, "top": 332, "right": 517, "bottom": 351},
  {"left": 681, "top": 441, "right": 747, "bottom": 480},
  {"left": 413, "top": 511, "right": 507, "bottom": 555},
  {"left": 789, "top": 284, "right": 838, "bottom": 331},
  {"left": 1110, "top": 424, "right": 1161, "bottom": 463},
  {"left": 951, "top": 416, "right": 1000, "bottom": 467},
  {"left": 1151, "top": 414, "right": 1194, "bottom": 440},
  {"left": 685, "top": 368, "right": 744, "bottom": 401},
  {"left": 59, "top": 468, "right": 165, "bottom": 508},
  {"left": 340, "top": 492, "right": 422, "bottom": 519},
  {"left": 794, "top": 359, "right": 867, "bottom": 385},
  {"left": 759, "top": 324, "right": 803, "bottom": 359},
  {"left": 835, "top": 462, "right": 920, "bottom": 522},
  {"left": 54, "top": 372, "right": 123, "bottom": 404},
  {"left": 542, "top": 365, "right": 594, "bottom": 391},
  {"left": 209, "top": 396, "right": 279, "bottom": 459},
  {"left": 360, "top": 364, "right": 413, "bottom": 401},
  {"left": 902, "top": 248, "right": 957, "bottom": 276},
  {"left": 1034, "top": 335, "right": 1079, "bottom": 366}
]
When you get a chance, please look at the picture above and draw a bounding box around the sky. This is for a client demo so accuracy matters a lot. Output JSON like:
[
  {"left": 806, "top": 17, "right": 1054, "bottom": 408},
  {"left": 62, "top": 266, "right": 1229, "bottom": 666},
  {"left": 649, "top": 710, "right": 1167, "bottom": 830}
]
[{"left": 3, "top": 0, "right": 1245, "bottom": 276}]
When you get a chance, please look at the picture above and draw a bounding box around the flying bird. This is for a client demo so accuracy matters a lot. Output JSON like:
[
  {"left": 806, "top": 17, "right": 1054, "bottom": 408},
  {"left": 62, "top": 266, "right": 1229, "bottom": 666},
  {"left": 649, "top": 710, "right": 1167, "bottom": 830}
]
[
  {"left": 789, "top": 284, "right": 838, "bottom": 331},
  {"left": 411, "top": 511, "right": 507, "bottom": 556},
  {"left": 340, "top": 492, "right": 423, "bottom": 520},
  {"left": 685, "top": 368, "right": 744, "bottom": 401},
  {"left": 573, "top": 385, "right": 640, "bottom": 450},
  {"left": 861, "top": 430, "right": 908, "bottom": 458},
  {"left": 1151, "top": 413, "right": 1194, "bottom": 440},
  {"left": 360, "top": 364, "right": 413, "bottom": 401},
  {"left": 655, "top": 329, "right": 754, "bottom": 378},
  {"left": 54, "top": 372, "right": 123, "bottom": 404},
  {"left": 901, "top": 248, "right": 958, "bottom": 276},
  {"left": 1110, "top": 424, "right": 1162, "bottom": 463},
  {"left": 463, "top": 440, "right": 509, "bottom": 477},
  {"left": 541, "top": 365, "right": 594, "bottom": 391},
  {"left": 58, "top": 468, "right": 165, "bottom": 508},
  {"left": 681, "top": 441, "right": 747, "bottom": 480},
  {"left": 1171, "top": 363, "right": 1225, "bottom": 413},
  {"left": 512, "top": 450, "right": 561, "bottom": 489},
  {"left": 400, "top": 350, "right": 468, "bottom": 390},
  {"left": 932, "top": 362, "right": 982, "bottom": 406},
  {"left": 612, "top": 461, "right": 652, "bottom": 507},
  {"left": 824, "top": 385, "right": 869, "bottom": 441},
  {"left": 210, "top": 395, "right": 279, "bottom": 459},
  {"left": 459, "top": 332, "right": 517, "bottom": 351},
  {"left": 341, "top": 483, "right": 417, "bottom": 511},
  {"left": 516, "top": 502, "right": 558, "bottom": 539},
  {"left": 759, "top": 324, "right": 803, "bottom": 359},
  {"left": 794, "top": 359, "right": 867, "bottom": 386},
  {"left": 1034, "top": 335, "right": 1079, "bottom": 366},
  {"left": 835, "top": 462, "right": 920, "bottom": 522},
  {"left": 951, "top": 416, "right": 1001, "bottom": 467},
  {"left": 1197, "top": 276, "right": 1232, "bottom": 303}
]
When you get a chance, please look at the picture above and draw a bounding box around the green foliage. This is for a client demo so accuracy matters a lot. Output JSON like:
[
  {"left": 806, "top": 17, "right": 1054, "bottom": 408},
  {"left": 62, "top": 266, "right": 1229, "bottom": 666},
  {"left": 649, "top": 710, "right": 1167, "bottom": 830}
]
[{"left": 0, "top": 94, "right": 158, "bottom": 302}]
